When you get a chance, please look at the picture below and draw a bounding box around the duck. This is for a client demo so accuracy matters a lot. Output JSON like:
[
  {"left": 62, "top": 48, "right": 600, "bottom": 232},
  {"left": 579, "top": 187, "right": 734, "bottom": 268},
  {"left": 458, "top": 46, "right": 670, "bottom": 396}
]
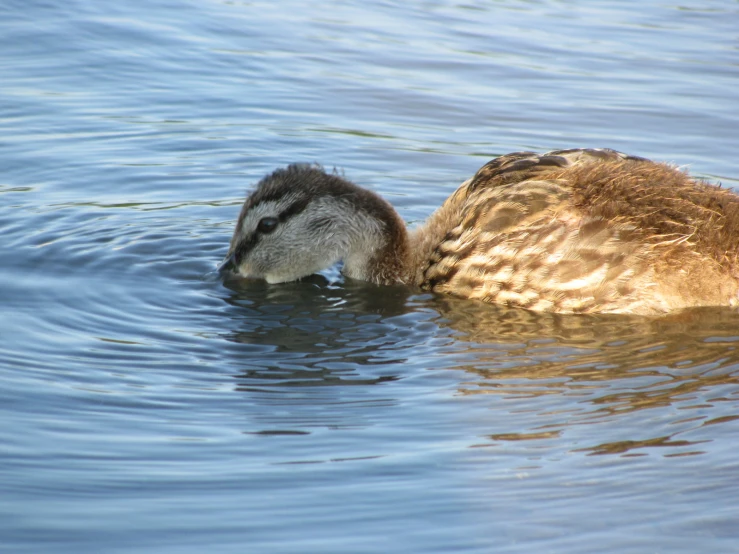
[{"left": 219, "top": 148, "right": 739, "bottom": 315}]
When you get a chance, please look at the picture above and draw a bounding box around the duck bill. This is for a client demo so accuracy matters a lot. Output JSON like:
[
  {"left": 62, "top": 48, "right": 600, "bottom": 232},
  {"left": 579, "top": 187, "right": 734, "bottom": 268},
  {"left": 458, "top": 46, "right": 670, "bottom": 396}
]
[{"left": 217, "top": 252, "right": 236, "bottom": 274}]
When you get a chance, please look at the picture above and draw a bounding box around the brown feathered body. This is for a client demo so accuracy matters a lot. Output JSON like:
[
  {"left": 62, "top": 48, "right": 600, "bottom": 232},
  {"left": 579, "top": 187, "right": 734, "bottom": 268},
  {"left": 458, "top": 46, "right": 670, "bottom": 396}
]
[
  {"left": 223, "top": 148, "right": 739, "bottom": 315},
  {"left": 409, "top": 149, "right": 739, "bottom": 314}
]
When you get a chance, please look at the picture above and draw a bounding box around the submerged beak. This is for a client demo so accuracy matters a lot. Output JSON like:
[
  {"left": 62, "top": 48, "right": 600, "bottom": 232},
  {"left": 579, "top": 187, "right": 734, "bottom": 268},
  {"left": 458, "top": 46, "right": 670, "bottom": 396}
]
[{"left": 217, "top": 252, "right": 236, "bottom": 274}]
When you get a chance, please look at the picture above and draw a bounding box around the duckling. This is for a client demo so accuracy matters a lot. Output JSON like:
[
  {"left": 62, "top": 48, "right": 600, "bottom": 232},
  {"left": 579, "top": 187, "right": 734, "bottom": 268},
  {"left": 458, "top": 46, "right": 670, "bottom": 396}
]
[{"left": 220, "top": 148, "right": 739, "bottom": 315}]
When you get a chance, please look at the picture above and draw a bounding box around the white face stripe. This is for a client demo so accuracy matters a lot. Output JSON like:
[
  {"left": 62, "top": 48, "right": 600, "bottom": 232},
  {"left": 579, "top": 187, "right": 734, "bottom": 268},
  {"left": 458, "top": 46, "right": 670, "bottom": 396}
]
[{"left": 239, "top": 200, "right": 281, "bottom": 239}]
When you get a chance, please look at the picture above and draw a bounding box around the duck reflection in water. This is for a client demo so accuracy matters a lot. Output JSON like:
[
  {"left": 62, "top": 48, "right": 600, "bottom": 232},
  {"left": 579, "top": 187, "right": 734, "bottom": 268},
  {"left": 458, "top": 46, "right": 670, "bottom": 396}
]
[{"left": 220, "top": 271, "right": 739, "bottom": 457}]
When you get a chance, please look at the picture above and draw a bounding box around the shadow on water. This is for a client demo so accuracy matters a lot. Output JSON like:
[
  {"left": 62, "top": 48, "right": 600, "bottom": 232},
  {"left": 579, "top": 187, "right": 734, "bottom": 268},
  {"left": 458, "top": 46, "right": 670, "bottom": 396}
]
[{"left": 218, "top": 275, "right": 739, "bottom": 456}]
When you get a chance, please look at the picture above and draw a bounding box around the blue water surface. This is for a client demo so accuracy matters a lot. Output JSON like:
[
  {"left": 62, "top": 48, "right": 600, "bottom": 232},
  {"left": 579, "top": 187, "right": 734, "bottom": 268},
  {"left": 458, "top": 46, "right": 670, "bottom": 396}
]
[{"left": 2, "top": 0, "right": 739, "bottom": 552}]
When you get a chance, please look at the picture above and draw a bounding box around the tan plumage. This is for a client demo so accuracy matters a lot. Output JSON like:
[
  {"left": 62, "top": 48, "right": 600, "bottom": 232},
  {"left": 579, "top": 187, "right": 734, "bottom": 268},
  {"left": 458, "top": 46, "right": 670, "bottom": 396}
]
[{"left": 221, "top": 148, "right": 739, "bottom": 315}]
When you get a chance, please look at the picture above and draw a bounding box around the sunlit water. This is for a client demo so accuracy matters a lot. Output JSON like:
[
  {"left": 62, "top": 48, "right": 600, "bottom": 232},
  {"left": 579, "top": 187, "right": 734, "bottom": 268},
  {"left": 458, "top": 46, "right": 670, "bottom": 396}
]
[{"left": 2, "top": 0, "right": 739, "bottom": 552}]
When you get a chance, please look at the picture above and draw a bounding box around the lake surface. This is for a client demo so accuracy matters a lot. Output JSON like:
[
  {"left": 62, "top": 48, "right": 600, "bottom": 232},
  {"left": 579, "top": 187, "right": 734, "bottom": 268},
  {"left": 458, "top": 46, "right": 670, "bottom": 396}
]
[{"left": 2, "top": 0, "right": 739, "bottom": 552}]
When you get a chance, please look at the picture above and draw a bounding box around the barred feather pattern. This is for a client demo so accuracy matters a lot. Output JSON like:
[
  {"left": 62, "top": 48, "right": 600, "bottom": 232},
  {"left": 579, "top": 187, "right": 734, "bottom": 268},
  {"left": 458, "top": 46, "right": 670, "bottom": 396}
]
[
  {"left": 414, "top": 149, "right": 739, "bottom": 314},
  {"left": 420, "top": 183, "right": 651, "bottom": 313}
]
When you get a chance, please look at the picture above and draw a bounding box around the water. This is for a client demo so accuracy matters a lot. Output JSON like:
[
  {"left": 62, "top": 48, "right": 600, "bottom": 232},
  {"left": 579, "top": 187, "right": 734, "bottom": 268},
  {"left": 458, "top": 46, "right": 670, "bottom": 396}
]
[{"left": 2, "top": 0, "right": 739, "bottom": 552}]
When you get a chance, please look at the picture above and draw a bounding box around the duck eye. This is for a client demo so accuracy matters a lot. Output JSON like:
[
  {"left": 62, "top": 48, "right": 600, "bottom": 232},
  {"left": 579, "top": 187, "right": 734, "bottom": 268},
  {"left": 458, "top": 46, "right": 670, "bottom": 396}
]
[{"left": 257, "top": 216, "right": 279, "bottom": 234}]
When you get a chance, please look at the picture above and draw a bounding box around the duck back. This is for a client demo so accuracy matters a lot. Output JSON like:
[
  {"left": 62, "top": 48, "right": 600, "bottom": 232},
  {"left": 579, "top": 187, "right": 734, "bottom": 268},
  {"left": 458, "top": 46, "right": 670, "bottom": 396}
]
[{"left": 412, "top": 149, "right": 739, "bottom": 314}]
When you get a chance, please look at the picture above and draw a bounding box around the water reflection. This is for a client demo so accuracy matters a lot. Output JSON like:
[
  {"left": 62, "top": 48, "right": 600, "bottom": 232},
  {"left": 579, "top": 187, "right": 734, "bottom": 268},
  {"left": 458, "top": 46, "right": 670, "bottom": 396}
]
[
  {"left": 219, "top": 277, "right": 739, "bottom": 456},
  {"left": 220, "top": 274, "right": 431, "bottom": 388},
  {"left": 431, "top": 297, "right": 739, "bottom": 456}
]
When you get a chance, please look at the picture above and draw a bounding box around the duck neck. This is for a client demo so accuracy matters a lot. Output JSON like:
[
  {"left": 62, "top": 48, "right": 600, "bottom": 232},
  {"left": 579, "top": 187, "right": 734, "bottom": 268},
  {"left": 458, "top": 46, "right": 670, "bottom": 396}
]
[{"left": 339, "top": 190, "right": 411, "bottom": 286}]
